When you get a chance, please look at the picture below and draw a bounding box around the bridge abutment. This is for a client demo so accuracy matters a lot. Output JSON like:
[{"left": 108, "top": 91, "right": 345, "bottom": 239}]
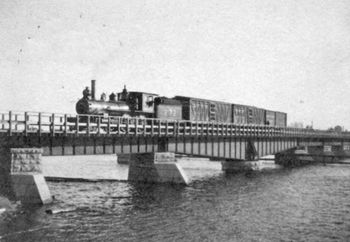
[{"left": 1, "top": 148, "right": 53, "bottom": 204}]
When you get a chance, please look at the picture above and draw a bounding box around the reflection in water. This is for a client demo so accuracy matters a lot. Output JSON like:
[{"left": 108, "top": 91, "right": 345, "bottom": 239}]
[{"left": 1, "top": 160, "right": 350, "bottom": 241}]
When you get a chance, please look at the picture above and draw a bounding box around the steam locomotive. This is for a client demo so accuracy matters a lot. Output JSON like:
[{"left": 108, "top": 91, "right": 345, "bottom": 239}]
[{"left": 76, "top": 80, "right": 287, "bottom": 127}]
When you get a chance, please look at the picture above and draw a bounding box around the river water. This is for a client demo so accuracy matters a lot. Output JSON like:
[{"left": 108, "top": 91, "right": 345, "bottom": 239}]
[{"left": 1, "top": 159, "right": 350, "bottom": 241}]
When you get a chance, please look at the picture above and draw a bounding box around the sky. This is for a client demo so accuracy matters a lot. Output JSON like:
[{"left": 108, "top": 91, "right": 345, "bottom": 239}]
[{"left": 1, "top": 0, "right": 350, "bottom": 129}]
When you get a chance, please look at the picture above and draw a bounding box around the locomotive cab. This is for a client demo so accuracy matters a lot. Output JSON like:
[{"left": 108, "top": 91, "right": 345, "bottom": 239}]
[{"left": 117, "top": 88, "right": 158, "bottom": 117}]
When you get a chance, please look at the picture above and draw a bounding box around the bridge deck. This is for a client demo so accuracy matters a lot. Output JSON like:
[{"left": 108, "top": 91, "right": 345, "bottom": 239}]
[{"left": 0, "top": 111, "right": 349, "bottom": 139}]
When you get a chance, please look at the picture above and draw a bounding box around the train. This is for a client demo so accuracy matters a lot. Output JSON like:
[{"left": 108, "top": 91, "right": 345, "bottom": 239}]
[{"left": 75, "top": 80, "right": 287, "bottom": 127}]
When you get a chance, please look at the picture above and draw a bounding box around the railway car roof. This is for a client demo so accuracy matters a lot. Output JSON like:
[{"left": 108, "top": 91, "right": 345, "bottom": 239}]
[{"left": 173, "top": 95, "right": 232, "bottom": 105}]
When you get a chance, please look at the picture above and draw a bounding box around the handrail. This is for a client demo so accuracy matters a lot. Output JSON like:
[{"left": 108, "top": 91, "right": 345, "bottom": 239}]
[{"left": 0, "top": 110, "right": 349, "bottom": 138}]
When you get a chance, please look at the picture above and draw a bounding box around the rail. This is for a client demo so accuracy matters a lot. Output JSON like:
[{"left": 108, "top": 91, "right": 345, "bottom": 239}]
[{"left": 0, "top": 111, "right": 349, "bottom": 139}]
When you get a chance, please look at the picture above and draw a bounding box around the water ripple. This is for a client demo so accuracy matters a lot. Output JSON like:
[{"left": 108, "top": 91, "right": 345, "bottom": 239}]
[{"left": 1, "top": 163, "right": 350, "bottom": 241}]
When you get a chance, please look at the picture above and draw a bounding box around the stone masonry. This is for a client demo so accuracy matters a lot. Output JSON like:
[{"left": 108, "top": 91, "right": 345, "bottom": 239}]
[
  {"left": 11, "top": 148, "right": 42, "bottom": 173},
  {"left": 10, "top": 148, "right": 52, "bottom": 205}
]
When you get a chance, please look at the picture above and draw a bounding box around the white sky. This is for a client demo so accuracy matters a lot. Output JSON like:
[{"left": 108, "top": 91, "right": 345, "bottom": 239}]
[{"left": 1, "top": 0, "right": 350, "bottom": 129}]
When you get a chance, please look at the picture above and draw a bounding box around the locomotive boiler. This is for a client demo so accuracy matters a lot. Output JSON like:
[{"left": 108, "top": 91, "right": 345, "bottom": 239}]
[{"left": 76, "top": 98, "right": 130, "bottom": 116}]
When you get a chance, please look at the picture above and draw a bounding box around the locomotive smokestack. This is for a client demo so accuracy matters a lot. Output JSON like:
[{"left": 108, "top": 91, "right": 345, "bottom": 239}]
[{"left": 91, "top": 80, "right": 96, "bottom": 100}]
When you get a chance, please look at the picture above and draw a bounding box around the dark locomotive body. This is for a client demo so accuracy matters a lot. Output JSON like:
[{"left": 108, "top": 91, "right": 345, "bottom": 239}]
[
  {"left": 75, "top": 80, "right": 287, "bottom": 127},
  {"left": 76, "top": 80, "right": 183, "bottom": 121}
]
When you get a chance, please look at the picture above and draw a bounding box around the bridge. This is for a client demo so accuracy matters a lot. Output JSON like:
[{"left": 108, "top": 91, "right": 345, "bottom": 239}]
[
  {"left": 1, "top": 110, "right": 350, "bottom": 204},
  {"left": 1, "top": 110, "right": 350, "bottom": 160}
]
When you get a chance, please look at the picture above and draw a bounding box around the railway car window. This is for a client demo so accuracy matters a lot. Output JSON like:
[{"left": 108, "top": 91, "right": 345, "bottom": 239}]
[{"left": 146, "top": 96, "right": 153, "bottom": 106}]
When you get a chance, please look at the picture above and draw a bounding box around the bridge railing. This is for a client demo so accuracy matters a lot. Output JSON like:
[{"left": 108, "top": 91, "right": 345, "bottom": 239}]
[{"left": 0, "top": 111, "right": 349, "bottom": 139}]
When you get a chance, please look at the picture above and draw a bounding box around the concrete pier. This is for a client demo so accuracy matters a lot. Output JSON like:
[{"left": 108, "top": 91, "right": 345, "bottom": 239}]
[
  {"left": 10, "top": 148, "right": 52, "bottom": 205},
  {"left": 128, "top": 152, "right": 189, "bottom": 185}
]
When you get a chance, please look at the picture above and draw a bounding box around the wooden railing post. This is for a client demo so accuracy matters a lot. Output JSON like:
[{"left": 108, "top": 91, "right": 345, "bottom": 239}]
[
  {"left": 1, "top": 114, "right": 4, "bottom": 130},
  {"left": 8, "top": 111, "right": 12, "bottom": 136},
  {"left": 135, "top": 118, "right": 138, "bottom": 136},
  {"left": 151, "top": 119, "right": 154, "bottom": 136},
  {"left": 86, "top": 115, "right": 90, "bottom": 136},
  {"left": 267, "top": 126, "right": 270, "bottom": 137},
  {"left": 24, "top": 112, "right": 28, "bottom": 136},
  {"left": 182, "top": 122, "right": 186, "bottom": 137},
  {"left": 97, "top": 116, "right": 101, "bottom": 135},
  {"left": 126, "top": 118, "right": 129, "bottom": 135},
  {"left": 158, "top": 120, "right": 161, "bottom": 136},
  {"left": 143, "top": 119, "right": 146, "bottom": 136},
  {"left": 178, "top": 121, "right": 182, "bottom": 136},
  {"left": 76, "top": 115, "right": 79, "bottom": 136},
  {"left": 51, "top": 113, "right": 55, "bottom": 136},
  {"left": 117, "top": 117, "right": 121, "bottom": 135},
  {"left": 107, "top": 117, "right": 111, "bottom": 135},
  {"left": 64, "top": 114, "right": 68, "bottom": 136},
  {"left": 14, "top": 114, "right": 18, "bottom": 131},
  {"left": 174, "top": 120, "right": 178, "bottom": 136},
  {"left": 59, "top": 117, "right": 63, "bottom": 132},
  {"left": 190, "top": 122, "right": 193, "bottom": 136},
  {"left": 262, "top": 125, "right": 265, "bottom": 137},
  {"left": 38, "top": 113, "right": 42, "bottom": 136},
  {"left": 201, "top": 122, "right": 204, "bottom": 136},
  {"left": 165, "top": 120, "right": 169, "bottom": 136}
]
